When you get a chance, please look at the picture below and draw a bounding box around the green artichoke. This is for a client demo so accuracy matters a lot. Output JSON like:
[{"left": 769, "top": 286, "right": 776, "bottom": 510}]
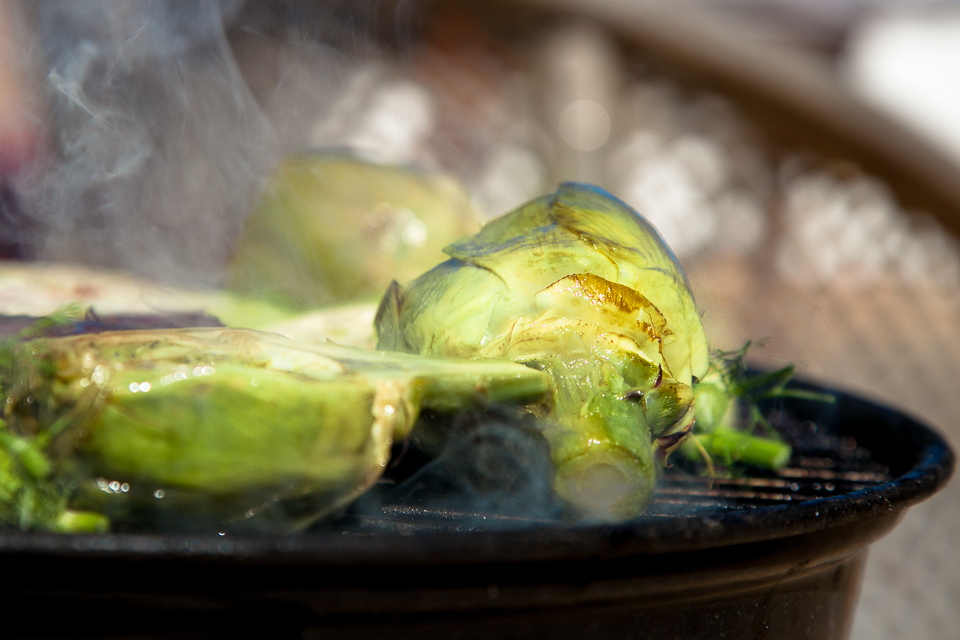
[
  {"left": 230, "top": 155, "right": 481, "bottom": 308},
  {"left": 376, "top": 182, "right": 711, "bottom": 521},
  {"left": 0, "top": 327, "right": 549, "bottom": 532}
]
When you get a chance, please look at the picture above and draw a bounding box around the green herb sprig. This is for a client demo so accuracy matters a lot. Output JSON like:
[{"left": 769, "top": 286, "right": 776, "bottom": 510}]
[{"left": 0, "top": 305, "right": 109, "bottom": 532}]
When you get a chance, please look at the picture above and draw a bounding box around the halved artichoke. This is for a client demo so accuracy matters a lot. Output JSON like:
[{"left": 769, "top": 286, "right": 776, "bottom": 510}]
[{"left": 0, "top": 327, "right": 549, "bottom": 532}]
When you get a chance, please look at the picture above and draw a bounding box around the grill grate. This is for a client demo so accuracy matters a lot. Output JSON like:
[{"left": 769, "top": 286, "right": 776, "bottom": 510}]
[
  {"left": 645, "top": 455, "right": 891, "bottom": 516},
  {"left": 335, "top": 428, "right": 893, "bottom": 532}
]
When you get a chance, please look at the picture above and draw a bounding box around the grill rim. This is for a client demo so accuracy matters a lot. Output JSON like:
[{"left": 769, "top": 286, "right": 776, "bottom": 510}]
[{"left": 0, "top": 377, "right": 952, "bottom": 567}]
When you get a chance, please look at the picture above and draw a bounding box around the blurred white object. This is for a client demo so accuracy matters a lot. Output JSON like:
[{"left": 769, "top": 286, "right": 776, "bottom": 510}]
[
  {"left": 713, "top": 189, "right": 766, "bottom": 253},
  {"left": 775, "top": 169, "right": 960, "bottom": 290},
  {"left": 611, "top": 131, "right": 717, "bottom": 258},
  {"left": 310, "top": 65, "right": 436, "bottom": 166},
  {"left": 340, "top": 81, "right": 435, "bottom": 165},
  {"left": 471, "top": 144, "right": 548, "bottom": 220},
  {"left": 540, "top": 23, "right": 619, "bottom": 184},
  {"left": 558, "top": 99, "right": 611, "bottom": 151},
  {"left": 843, "top": 10, "right": 960, "bottom": 168},
  {"left": 609, "top": 128, "right": 767, "bottom": 260}
]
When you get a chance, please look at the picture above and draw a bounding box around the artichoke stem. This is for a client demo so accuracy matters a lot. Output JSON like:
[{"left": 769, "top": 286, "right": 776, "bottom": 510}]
[
  {"left": 553, "top": 445, "right": 656, "bottom": 522},
  {"left": 682, "top": 427, "right": 791, "bottom": 470}
]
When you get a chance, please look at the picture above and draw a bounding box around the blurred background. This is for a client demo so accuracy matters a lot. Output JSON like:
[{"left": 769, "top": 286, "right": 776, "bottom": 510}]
[{"left": 1, "top": 1, "right": 959, "bottom": 638}]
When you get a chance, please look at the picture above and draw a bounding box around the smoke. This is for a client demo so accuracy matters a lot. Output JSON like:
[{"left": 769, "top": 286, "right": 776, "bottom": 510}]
[
  {"left": 16, "top": 0, "right": 277, "bottom": 286},
  {"left": 343, "top": 409, "right": 563, "bottom": 531}
]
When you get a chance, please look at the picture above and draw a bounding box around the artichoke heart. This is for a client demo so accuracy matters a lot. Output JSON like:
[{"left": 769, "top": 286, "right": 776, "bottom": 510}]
[{"left": 376, "top": 182, "right": 710, "bottom": 522}]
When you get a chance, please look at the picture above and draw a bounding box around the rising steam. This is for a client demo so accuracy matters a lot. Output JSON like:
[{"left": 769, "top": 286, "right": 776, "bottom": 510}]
[{"left": 16, "top": 0, "right": 276, "bottom": 286}]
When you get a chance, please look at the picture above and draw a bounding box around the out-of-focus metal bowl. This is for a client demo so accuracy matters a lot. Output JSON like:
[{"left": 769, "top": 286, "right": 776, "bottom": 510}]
[{"left": 511, "top": 0, "right": 960, "bottom": 238}]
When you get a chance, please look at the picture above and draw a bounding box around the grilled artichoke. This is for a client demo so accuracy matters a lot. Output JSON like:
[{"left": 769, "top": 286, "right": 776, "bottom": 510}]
[
  {"left": 376, "top": 182, "right": 711, "bottom": 521},
  {"left": 229, "top": 155, "right": 481, "bottom": 308},
  {"left": 0, "top": 327, "right": 549, "bottom": 532}
]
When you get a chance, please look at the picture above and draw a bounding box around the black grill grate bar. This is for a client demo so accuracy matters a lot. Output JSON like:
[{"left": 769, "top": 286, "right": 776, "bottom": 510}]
[
  {"left": 654, "top": 453, "right": 893, "bottom": 509},
  {"left": 661, "top": 473, "right": 879, "bottom": 493},
  {"left": 791, "top": 455, "right": 890, "bottom": 474},
  {"left": 776, "top": 467, "right": 889, "bottom": 482},
  {"left": 378, "top": 505, "right": 557, "bottom": 524},
  {"left": 665, "top": 475, "right": 807, "bottom": 489},
  {"left": 656, "top": 485, "right": 820, "bottom": 502}
]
